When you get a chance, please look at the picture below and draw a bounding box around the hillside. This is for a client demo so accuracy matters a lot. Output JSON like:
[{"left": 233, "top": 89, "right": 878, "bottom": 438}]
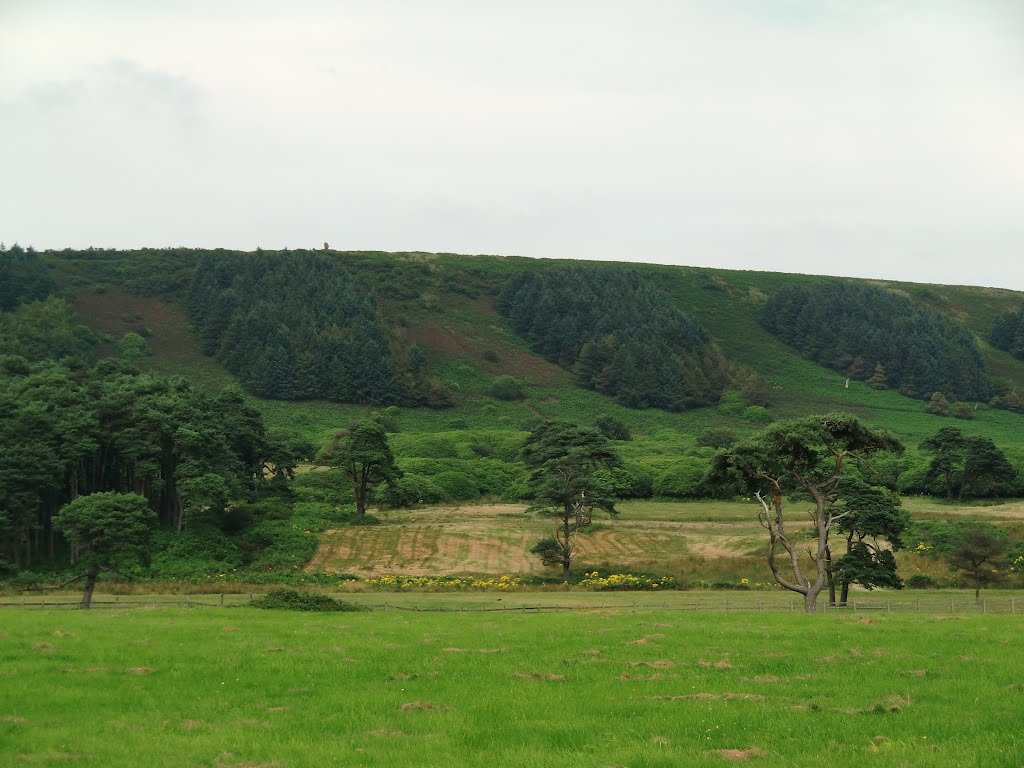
[
  {"left": 0, "top": 245, "right": 1020, "bottom": 586},
  {"left": 48, "top": 248, "right": 1024, "bottom": 458}
]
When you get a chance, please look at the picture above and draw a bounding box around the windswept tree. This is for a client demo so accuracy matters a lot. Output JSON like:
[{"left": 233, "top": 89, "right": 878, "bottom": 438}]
[
  {"left": 950, "top": 523, "right": 1008, "bottom": 601},
  {"left": 54, "top": 492, "right": 156, "bottom": 608},
  {"left": 522, "top": 421, "right": 621, "bottom": 577},
  {"left": 709, "top": 413, "right": 902, "bottom": 613},
  {"left": 326, "top": 419, "right": 400, "bottom": 518},
  {"left": 826, "top": 478, "right": 909, "bottom": 606}
]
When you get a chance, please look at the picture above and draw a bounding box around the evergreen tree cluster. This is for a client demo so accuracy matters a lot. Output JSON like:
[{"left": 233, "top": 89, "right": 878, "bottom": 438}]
[
  {"left": 497, "top": 267, "right": 731, "bottom": 410},
  {"left": 760, "top": 280, "right": 994, "bottom": 402},
  {"left": 0, "top": 357, "right": 287, "bottom": 570},
  {"left": 0, "top": 244, "right": 57, "bottom": 311},
  {"left": 989, "top": 303, "right": 1024, "bottom": 360},
  {"left": 190, "top": 251, "right": 434, "bottom": 404}
]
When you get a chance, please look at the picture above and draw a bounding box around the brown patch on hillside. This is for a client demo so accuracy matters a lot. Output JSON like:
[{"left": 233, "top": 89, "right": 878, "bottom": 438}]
[
  {"left": 405, "top": 315, "right": 567, "bottom": 385},
  {"left": 71, "top": 288, "right": 230, "bottom": 385}
]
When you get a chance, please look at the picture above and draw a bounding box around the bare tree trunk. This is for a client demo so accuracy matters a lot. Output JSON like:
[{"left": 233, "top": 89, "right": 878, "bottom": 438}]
[{"left": 80, "top": 565, "right": 100, "bottom": 609}]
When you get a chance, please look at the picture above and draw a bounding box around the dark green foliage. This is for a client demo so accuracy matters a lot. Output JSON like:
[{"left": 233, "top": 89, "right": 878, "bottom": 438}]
[
  {"left": 696, "top": 426, "right": 738, "bottom": 449},
  {"left": 0, "top": 298, "right": 98, "bottom": 361},
  {"left": 0, "top": 359, "right": 275, "bottom": 569},
  {"left": 920, "top": 427, "right": 1018, "bottom": 500},
  {"left": 251, "top": 588, "right": 364, "bottom": 612},
  {"left": 498, "top": 267, "right": 732, "bottom": 410},
  {"left": 949, "top": 523, "right": 1008, "bottom": 599},
  {"left": 324, "top": 419, "right": 401, "bottom": 517},
  {"left": 522, "top": 420, "right": 622, "bottom": 576},
  {"left": 0, "top": 245, "right": 57, "bottom": 311},
  {"left": 905, "top": 574, "right": 936, "bottom": 589},
  {"left": 594, "top": 415, "right": 631, "bottom": 441},
  {"left": 760, "top": 280, "right": 994, "bottom": 402},
  {"left": 54, "top": 491, "right": 156, "bottom": 606},
  {"left": 190, "top": 250, "right": 440, "bottom": 405},
  {"left": 828, "top": 478, "right": 909, "bottom": 604},
  {"left": 489, "top": 375, "right": 525, "bottom": 401},
  {"left": 989, "top": 302, "right": 1024, "bottom": 359}
]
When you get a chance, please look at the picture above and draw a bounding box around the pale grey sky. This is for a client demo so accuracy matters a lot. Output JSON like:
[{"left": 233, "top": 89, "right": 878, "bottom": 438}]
[{"left": 2, "top": 1, "right": 1023, "bottom": 289}]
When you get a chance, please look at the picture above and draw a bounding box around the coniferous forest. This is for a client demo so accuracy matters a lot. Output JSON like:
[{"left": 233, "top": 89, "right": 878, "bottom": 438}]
[
  {"left": 190, "top": 250, "right": 446, "bottom": 405},
  {"left": 760, "top": 280, "right": 995, "bottom": 402},
  {"left": 498, "top": 267, "right": 737, "bottom": 410},
  {"left": 990, "top": 303, "right": 1024, "bottom": 361}
]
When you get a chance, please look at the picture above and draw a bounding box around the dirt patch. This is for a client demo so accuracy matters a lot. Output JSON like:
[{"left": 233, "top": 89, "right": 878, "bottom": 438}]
[
  {"left": 390, "top": 673, "right": 418, "bottom": 681},
  {"left": 52, "top": 630, "right": 74, "bottom": 638},
  {"left": 698, "top": 659, "right": 733, "bottom": 669},
  {"left": 629, "top": 660, "right": 674, "bottom": 669},
  {"left": 222, "top": 626, "right": 240, "bottom": 632},
  {"left": 213, "top": 755, "right": 285, "bottom": 768},
  {"left": 400, "top": 702, "right": 451, "bottom": 712},
  {"left": 620, "top": 673, "right": 678, "bottom": 681},
  {"left": 32, "top": 643, "right": 54, "bottom": 651},
  {"left": 712, "top": 748, "right": 767, "bottom": 760},
  {"left": 512, "top": 672, "right": 566, "bottom": 681},
  {"left": 125, "top": 667, "right": 152, "bottom": 675},
  {"left": 626, "top": 634, "right": 664, "bottom": 646},
  {"left": 1, "top": 716, "right": 28, "bottom": 725},
  {"left": 651, "top": 693, "right": 765, "bottom": 702},
  {"left": 367, "top": 729, "right": 406, "bottom": 737}
]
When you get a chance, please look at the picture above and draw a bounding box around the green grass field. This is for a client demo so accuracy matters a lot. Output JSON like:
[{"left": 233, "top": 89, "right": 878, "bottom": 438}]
[{"left": 2, "top": 606, "right": 1022, "bottom": 767}]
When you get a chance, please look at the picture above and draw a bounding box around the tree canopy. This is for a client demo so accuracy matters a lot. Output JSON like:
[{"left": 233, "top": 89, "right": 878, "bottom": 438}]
[
  {"left": 54, "top": 491, "right": 156, "bottom": 607},
  {"left": 522, "top": 420, "right": 621, "bottom": 576},
  {"left": 989, "top": 302, "right": 1024, "bottom": 360},
  {"left": 708, "top": 413, "right": 903, "bottom": 612},
  {"left": 326, "top": 419, "right": 400, "bottom": 518},
  {"left": 0, "top": 357, "right": 279, "bottom": 569},
  {"left": 498, "top": 267, "right": 737, "bottom": 410},
  {"left": 0, "top": 244, "right": 57, "bottom": 311},
  {"left": 760, "top": 280, "right": 994, "bottom": 402},
  {"left": 190, "top": 250, "right": 447, "bottom": 406}
]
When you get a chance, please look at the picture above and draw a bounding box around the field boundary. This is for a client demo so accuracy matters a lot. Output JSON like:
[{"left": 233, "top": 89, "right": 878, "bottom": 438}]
[{"left": 2, "top": 594, "right": 1023, "bottom": 614}]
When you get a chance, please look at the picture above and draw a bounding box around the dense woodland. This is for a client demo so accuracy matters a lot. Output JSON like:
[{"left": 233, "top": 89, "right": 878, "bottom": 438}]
[
  {"left": 0, "top": 356, "right": 310, "bottom": 569},
  {"left": 498, "top": 267, "right": 742, "bottom": 410},
  {"left": 760, "top": 280, "right": 995, "bottom": 402},
  {"left": 189, "top": 250, "right": 448, "bottom": 405},
  {"left": 990, "top": 303, "right": 1024, "bottom": 361}
]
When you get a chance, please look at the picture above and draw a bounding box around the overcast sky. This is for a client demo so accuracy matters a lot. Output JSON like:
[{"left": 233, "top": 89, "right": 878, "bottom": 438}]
[{"left": 2, "top": 1, "right": 1023, "bottom": 289}]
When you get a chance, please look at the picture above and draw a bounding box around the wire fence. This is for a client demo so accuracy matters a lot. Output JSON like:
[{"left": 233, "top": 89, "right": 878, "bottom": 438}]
[{"left": 1, "top": 593, "right": 1022, "bottom": 614}]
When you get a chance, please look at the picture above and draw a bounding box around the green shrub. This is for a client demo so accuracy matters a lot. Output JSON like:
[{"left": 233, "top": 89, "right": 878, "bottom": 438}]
[
  {"left": 490, "top": 375, "right": 525, "bottom": 401},
  {"left": 906, "top": 574, "right": 936, "bottom": 589},
  {"left": 431, "top": 471, "right": 480, "bottom": 501},
  {"left": 374, "top": 474, "right": 444, "bottom": 507},
  {"left": 117, "top": 331, "right": 151, "bottom": 358},
  {"left": 595, "top": 415, "right": 631, "bottom": 441},
  {"left": 251, "top": 588, "right": 364, "bottom": 612},
  {"left": 696, "top": 426, "right": 738, "bottom": 449},
  {"left": 652, "top": 457, "right": 709, "bottom": 498}
]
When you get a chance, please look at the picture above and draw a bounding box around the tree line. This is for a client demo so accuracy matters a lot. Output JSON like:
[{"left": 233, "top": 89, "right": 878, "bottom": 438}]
[
  {"left": 498, "top": 267, "right": 741, "bottom": 410},
  {"left": 760, "top": 280, "right": 994, "bottom": 402},
  {"left": 0, "top": 356, "right": 304, "bottom": 570},
  {"left": 190, "top": 250, "right": 449, "bottom": 406}
]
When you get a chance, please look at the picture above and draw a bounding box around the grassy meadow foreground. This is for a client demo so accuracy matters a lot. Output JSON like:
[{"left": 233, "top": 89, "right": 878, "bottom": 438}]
[{"left": 2, "top": 606, "right": 1023, "bottom": 767}]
